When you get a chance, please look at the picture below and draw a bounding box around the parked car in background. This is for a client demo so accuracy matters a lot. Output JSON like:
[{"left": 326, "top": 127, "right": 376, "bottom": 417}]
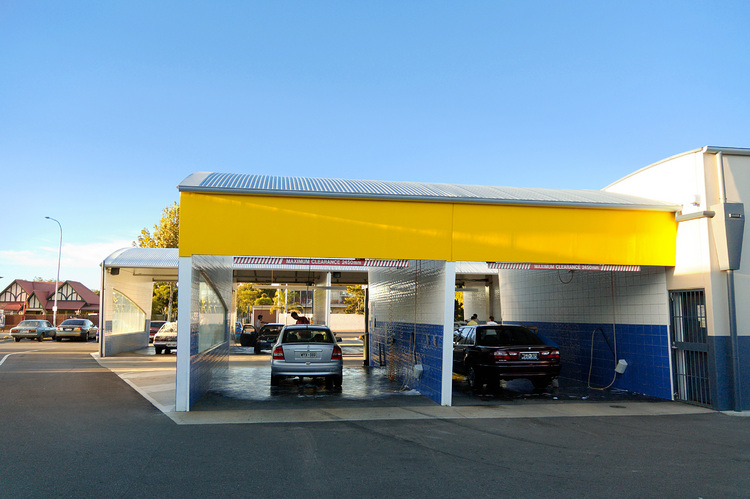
[
  {"left": 453, "top": 324, "right": 560, "bottom": 391},
  {"left": 149, "top": 320, "right": 167, "bottom": 343},
  {"left": 55, "top": 318, "right": 98, "bottom": 342},
  {"left": 10, "top": 320, "right": 56, "bottom": 342},
  {"left": 153, "top": 322, "right": 177, "bottom": 354},
  {"left": 253, "top": 323, "right": 284, "bottom": 354},
  {"left": 238, "top": 324, "right": 255, "bottom": 345},
  {"left": 270, "top": 325, "right": 343, "bottom": 387}
]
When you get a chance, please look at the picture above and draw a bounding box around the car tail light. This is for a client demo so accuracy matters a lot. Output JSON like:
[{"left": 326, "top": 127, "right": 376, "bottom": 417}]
[
  {"left": 75, "top": 327, "right": 82, "bottom": 331},
  {"left": 331, "top": 345, "right": 342, "bottom": 360},
  {"left": 541, "top": 350, "right": 560, "bottom": 359},
  {"left": 494, "top": 350, "right": 509, "bottom": 361},
  {"left": 273, "top": 346, "right": 285, "bottom": 360},
  {"left": 29, "top": 329, "right": 37, "bottom": 333}
]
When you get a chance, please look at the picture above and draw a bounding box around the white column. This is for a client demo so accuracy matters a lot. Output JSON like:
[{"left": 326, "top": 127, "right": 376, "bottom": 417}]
[
  {"left": 175, "top": 256, "right": 193, "bottom": 412},
  {"left": 441, "top": 261, "right": 457, "bottom": 406}
]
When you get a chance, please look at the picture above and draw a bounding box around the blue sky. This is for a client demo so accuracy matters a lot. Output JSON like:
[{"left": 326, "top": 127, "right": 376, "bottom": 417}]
[{"left": 1, "top": 1, "right": 749, "bottom": 289}]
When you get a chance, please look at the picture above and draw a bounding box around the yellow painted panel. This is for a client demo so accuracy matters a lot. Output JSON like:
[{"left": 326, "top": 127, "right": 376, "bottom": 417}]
[
  {"left": 180, "top": 191, "right": 677, "bottom": 266},
  {"left": 179, "top": 192, "right": 454, "bottom": 260},
  {"left": 453, "top": 204, "right": 676, "bottom": 265}
]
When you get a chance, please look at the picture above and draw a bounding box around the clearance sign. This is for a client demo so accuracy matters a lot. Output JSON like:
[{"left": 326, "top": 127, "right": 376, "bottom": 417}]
[
  {"left": 234, "top": 257, "right": 409, "bottom": 268},
  {"left": 489, "top": 262, "right": 640, "bottom": 272}
]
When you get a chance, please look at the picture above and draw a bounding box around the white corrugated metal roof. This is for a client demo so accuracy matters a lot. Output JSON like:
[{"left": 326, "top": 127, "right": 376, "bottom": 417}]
[
  {"left": 179, "top": 172, "right": 680, "bottom": 210},
  {"left": 103, "top": 249, "right": 503, "bottom": 275},
  {"left": 103, "top": 248, "right": 179, "bottom": 268}
]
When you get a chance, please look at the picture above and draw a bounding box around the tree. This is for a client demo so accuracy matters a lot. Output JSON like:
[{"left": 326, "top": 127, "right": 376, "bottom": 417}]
[
  {"left": 135, "top": 202, "right": 179, "bottom": 319},
  {"left": 136, "top": 202, "right": 179, "bottom": 249},
  {"left": 343, "top": 285, "right": 365, "bottom": 314}
]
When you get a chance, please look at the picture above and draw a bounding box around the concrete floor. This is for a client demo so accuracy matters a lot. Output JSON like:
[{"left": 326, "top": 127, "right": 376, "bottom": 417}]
[{"left": 92, "top": 343, "right": 714, "bottom": 424}]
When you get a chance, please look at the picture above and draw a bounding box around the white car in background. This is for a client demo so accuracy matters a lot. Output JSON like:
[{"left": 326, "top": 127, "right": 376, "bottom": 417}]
[{"left": 153, "top": 322, "right": 177, "bottom": 355}]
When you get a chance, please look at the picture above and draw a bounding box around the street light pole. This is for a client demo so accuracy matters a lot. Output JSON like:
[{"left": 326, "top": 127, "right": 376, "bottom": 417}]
[{"left": 45, "top": 217, "right": 62, "bottom": 326}]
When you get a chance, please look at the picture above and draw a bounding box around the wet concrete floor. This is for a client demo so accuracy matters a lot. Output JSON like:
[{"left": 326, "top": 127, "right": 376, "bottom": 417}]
[{"left": 193, "top": 345, "right": 663, "bottom": 411}]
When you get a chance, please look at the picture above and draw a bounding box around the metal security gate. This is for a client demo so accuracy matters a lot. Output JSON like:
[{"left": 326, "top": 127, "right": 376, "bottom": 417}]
[{"left": 669, "top": 290, "right": 711, "bottom": 407}]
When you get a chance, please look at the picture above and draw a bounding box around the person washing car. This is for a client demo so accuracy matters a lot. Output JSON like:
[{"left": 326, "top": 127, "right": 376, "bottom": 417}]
[
  {"left": 290, "top": 311, "right": 310, "bottom": 324},
  {"left": 254, "top": 314, "right": 265, "bottom": 329}
]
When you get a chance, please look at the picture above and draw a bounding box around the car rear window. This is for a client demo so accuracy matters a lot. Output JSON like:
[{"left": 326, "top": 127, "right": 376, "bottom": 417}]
[
  {"left": 282, "top": 329, "right": 334, "bottom": 343},
  {"left": 18, "top": 321, "right": 39, "bottom": 327},
  {"left": 477, "top": 327, "right": 544, "bottom": 346},
  {"left": 61, "top": 319, "right": 86, "bottom": 326},
  {"left": 260, "top": 325, "right": 283, "bottom": 335}
]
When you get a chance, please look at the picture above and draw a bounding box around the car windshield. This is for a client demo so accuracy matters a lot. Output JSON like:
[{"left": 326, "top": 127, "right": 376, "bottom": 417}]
[
  {"left": 476, "top": 327, "right": 545, "bottom": 347},
  {"left": 61, "top": 319, "right": 86, "bottom": 326},
  {"left": 282, "top": 329, "right": 334, "bottom": 343}
]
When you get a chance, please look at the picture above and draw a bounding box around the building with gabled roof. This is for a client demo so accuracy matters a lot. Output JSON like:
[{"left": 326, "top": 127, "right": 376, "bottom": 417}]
[{"left": 0, "top": 279, "right": 99, "bottom": 328}]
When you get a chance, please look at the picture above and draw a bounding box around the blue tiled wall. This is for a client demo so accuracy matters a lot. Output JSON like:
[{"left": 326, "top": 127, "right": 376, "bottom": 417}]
[
  {"left": 710, "top": 336, "right": 750, "bottom": 411},
  {"left": 369, "top": 321, "right": 444, "bottom": 404},
  {"left": 510, "top": 321, "right": 672, "bottom": 399}
]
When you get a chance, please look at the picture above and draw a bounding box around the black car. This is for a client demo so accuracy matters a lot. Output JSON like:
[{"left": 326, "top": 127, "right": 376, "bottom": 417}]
[
  {"left": 240, "top": 323, "right": 284, "bottom": 354},
  {"left": 453, "top": 324, "right": 560, "bottom": 390}
]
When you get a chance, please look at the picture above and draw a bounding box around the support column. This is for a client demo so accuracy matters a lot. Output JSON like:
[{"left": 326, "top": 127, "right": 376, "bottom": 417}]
[
  {"left": 441, "top": 262, "right": 457, "bottom": 406},
  {"left": 175, "top": 256, "right": 192, "bottom": 412}
]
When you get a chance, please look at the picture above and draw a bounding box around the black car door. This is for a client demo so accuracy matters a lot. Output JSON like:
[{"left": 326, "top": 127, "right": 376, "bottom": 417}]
[{"left": 453, "top": 326, "right": 475, "bottom": 374}]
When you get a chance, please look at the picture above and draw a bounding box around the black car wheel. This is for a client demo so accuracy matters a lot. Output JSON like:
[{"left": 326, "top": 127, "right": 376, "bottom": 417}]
[
  {"left": 55, "top": 337, "right": 61, "bottom": 342},
  {"left": 37, "top": 335, "right": 43, "bottom": 342},
  {"left": 14, "top": 337, "right": 20, "bottom": 342},
  {"left": 155, "top": 347, "right": 163, "bottom": 355},
  {"left": 467, "top": 366, "right": 482, "bottom": 390},
  {"left": 270, "top": 375, "right": 280, "bottom": 387},
  {"left": 254, "top": 345, "right": 261, "bottom": 354},
  {"left": 532, "top": 377, "right": 552, "bottom": 390}
]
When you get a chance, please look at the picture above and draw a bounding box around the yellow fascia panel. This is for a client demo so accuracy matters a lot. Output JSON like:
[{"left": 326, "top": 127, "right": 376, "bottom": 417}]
[
  {"left": 179, "top": 192, "right": 454, "bottom": 260},
  {"left": 452, "top": 204, "right": 676, "bottom": 266},
  {"left": 180, "top": 191, "right": 676, "bottom": 266}
]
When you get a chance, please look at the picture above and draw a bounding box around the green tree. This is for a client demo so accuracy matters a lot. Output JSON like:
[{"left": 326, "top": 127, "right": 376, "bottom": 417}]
[
  {"left": 271, "top": 290, "right": 301, "bottom": 313},
  {"left": 343, "top": 285, "right": 365, "bottom": 314},
  {"left": 135, "top": 202, "right": 179, "bottom": 319},
  {"left": 256, "top": 293, "right": 274, "bottom": 305},
  {"left": 135, "top": 202, "right": 179, "bottom": 248}
]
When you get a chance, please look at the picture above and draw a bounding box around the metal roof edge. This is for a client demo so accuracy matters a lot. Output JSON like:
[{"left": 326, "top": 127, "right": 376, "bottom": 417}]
[
  {"left": 178, "top": 183, "right": 678, "bottom": 211},
  {"left": 178, "top": 172, "right": 213, "bottom": 191}
]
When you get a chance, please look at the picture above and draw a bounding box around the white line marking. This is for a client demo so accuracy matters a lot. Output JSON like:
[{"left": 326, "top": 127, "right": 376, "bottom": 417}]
[{"left": 0, "top": 350, "right": 40, "bottom": 367}]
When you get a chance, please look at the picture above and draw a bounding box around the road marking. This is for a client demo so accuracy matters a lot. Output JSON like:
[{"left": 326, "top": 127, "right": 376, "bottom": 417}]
[{"left": 0, "top": 350, "right": 40, "bottom": 367}]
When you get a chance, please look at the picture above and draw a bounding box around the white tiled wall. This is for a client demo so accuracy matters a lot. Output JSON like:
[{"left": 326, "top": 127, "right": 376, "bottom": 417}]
[{"left": 500, "top": 267, "right": 669, "bottom": 326}]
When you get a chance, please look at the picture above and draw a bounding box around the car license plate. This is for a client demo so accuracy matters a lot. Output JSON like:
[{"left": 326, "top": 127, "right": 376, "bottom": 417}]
[
  {"left": 165, "top": 342, "right": 177, "bottom": 347},
  {"left": 299, "top": 352, "right": 317, "bottom": 359},
  {"left": 520, "top": 352, "right": 538, "bottom": 360}
]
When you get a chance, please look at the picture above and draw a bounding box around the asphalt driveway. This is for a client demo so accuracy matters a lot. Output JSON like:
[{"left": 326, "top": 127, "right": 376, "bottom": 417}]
[{"left": 1, "top": 339, "right": 749, "bottom": 498}]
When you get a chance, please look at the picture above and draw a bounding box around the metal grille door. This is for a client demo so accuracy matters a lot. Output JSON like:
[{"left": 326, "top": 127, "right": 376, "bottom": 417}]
[{"left": 669, "top": 290, "right": 711, "bottom": 407}]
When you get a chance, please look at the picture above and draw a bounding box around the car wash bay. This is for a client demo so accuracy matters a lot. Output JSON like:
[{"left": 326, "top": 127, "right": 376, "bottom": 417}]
[{"left": 163, "top": 173, "right": 678, "bottom": 411}]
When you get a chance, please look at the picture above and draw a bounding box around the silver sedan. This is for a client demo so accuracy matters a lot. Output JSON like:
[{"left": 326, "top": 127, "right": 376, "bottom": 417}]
[{"left": 270, "top": 325, "right": 343, "bottom": 387}]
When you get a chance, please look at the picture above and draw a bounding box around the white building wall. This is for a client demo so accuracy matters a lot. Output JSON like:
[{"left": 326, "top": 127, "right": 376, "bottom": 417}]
[{"left": 606, "top": 148, "right": 750, "bottom": 410}]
